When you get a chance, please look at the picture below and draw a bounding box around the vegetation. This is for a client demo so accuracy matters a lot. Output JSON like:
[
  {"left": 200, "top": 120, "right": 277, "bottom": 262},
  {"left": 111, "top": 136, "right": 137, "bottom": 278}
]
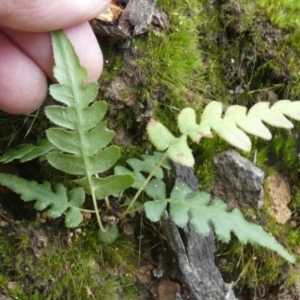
[{"left": 2, "top": 0, "right": 300, "bottom": 298}]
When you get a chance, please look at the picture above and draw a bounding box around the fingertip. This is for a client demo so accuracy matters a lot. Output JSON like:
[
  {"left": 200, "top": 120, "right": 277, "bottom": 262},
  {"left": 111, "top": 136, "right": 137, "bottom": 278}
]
[
  {"left": 0, "top": 0, "right": 111, "bottom": 32},
  {"left": 0, "top": 78, "right": 48, "bottom": 115},
  {"left": 4, "top": 22, "right": 104, "bottom": 84},
  {"left": 0, "top": 32, "right": 48, "bottom": 115}
]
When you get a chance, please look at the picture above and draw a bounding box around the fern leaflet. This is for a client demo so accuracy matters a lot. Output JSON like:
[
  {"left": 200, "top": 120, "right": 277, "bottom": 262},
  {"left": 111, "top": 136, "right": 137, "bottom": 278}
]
[
  {"left": 0, "top": 139, "right": 54, "bottom": 163},
  {"left": 147, "top": 100, "right": 300, "bottom": 166},
  {"left": 145, "top": 181, "right": 295, "bottom": 263},
  {"left": 0, "top": 173, "right": 84, "bottom": 227}
]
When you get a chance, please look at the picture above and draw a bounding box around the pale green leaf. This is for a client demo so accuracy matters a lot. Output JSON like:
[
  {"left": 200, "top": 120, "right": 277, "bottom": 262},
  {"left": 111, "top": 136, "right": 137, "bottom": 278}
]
[
  {"left": 168, "top": 182, "right": 295, "bottom": 263},
  {"left": 114, "top": 166, "right": 146, "bottom": 190},
  {"left": 51, "top": 30, "right": 87, "bottom": 86},
  {"left": 194, "top": 100, "right": 300, "bottom": 152},
  {"left": 224, "top": 105, "right": 271, "bottom": 140},
  {"left": 144, "top": 179, "right": 166, "bottom": 199},
  {"left": 251, "top": 102, "right": 293, "bottom": 128},
  {"left": 45, "top": 102, "right": 107, "bottom": 131},
  {"left": 167, "top": 135, "right": 194, "bottom": 167},
  {"left": 84, "top": 122, "right": 115, "bottom": 155},
  {"left": 178, "top": 107, "right": 202, "bottom": 143},
  {"left": 147, "top": 119, "right": 176, "bottom": 151},
  {"left": 0, "top": 139, "right": 54, "bottom": 163},
  {"left": 273, "top": 100, "right": 300, "bottom": 120},
  {"left": 46, "top": 128, "right": 80, "bottom": 155},
  {"left": 98, "top": 224, "right": 118, "bottom": 244},
  {"left": 114, "top": 152, "right": 171, "bottom": 190},
  {"left": 212, "top": 120, "right": 252, "bottom": 152},
  {"left": 0, "top": 173, "right": 84, "bottom": 228},
  {"left": 89, "top": 146, "right": 120, "bottom": 174},
  {"left": 47, "top": 153, "right": 85, "bottom": 175},
  {"left": 65, "top": 207, "right": 84, "bottom": 228},
  {"left": 170, "top": 200, "right": 189, "bottom": 228},
  {"left": 144, "top": 200, "right": 168, "bottom": 222},
  {"left": 74, "top": 174, "right": 135, "bottom": 199},
  {"left": 198, "top": 101, "right": 222, "bottom": 138}
]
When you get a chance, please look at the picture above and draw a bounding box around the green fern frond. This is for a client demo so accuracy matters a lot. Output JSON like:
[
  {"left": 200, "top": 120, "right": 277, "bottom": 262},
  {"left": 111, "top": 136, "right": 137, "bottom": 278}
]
[
  {"left": 46, "top": 31, "right": 135, "bottom": 200},
  {"left": 147, "top": 100, "right": 300, "bottom": 166},
  {"left": 0, "top": 173, "right": 84, "bottom": 227},
  {"left": 145, "top": 181, "right": 295, "bottom": 263},
  {"left": 115, "top": 152, "right": 171, "bottom": 217},
  {"left": 183, "top": 100, "right": 300, "bottom": 152},
  {"left": 114, "top": 152, "right": 171, "bottom": 190},
  {"left": 0, "top": 139, "right": 54, "bottom": 163},
  {"left": 0, "top": 31, "right": 134, "bottom": 234}
]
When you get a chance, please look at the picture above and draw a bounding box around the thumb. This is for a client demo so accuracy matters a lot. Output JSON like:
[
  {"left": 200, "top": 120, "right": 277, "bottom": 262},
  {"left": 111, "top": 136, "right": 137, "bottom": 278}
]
[{"left": 0, "top": 0, "right": 110, "bottom": 32}]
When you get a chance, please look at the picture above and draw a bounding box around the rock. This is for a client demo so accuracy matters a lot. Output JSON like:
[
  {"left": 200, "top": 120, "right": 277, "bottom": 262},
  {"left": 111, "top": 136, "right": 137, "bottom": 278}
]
[
  {"left": 265, "top": 173, "right": 292, "bottom": 224},
  {"left": 157, "top": 281, "right": 181, "bottom": 300},
  {"left": 104, "top": 76, "right": 137, "bottom": 108},
  {"left": 213, "top": 150, "right": 265, "bottom": 210},
  {"left": 92, "top": 0, "right": 159, "bottom": 40},
  {"left": 278, "top": 266, "right": 300, "bottom": 300},
  {"left": 0, "top": 293, "right": 14, "bottom": 300}
]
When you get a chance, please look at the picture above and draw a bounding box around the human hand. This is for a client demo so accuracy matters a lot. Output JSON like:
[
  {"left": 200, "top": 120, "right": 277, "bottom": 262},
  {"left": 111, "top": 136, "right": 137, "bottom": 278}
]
[{"left": 0, "top": 0, "right": 110, "bottom": 114}]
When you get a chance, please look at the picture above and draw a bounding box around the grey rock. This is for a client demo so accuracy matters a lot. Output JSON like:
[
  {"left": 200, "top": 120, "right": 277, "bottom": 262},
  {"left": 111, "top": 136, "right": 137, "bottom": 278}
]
[{"left": 213, "top": 150, "right": 264, "bottom": 210}]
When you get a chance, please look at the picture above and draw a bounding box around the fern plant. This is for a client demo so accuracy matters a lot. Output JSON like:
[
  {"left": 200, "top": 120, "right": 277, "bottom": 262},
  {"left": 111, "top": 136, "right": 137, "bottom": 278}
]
[
  {"left": 115, "top": 151, "right": 295, "bottom": 263},
  {"left": 0, "top": 31, "right": 135, "bottom": 235},
  {"left": 0, "top": 30, "right": 297, "bottom": 263}
]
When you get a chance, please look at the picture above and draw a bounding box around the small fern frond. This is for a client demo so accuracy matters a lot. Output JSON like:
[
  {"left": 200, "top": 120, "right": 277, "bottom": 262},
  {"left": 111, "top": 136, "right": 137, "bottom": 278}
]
[
  {"left": 147, "top": 122, "right": 195, "bottom": 167},
  {"left": 0, "top": 173, "right": 85, "bottom": 227},
  {"left": 115, "top": 152, "right": 171, "bottom": 217},
  {"left": 182, "top": 100, "right": 300, "bottom": 152},
  {"left": 46, "top": 31, "right": 135, "bottom": 201},
  {"left": 145, "top": 181, "right": 295, "bottom": 263},
  {"left": 0, "top": 139, "right": 54, "bottom": 163},
  {"left": 114, "top": 152, "right": 171, "bottom": 190},
  {"left": 147, "top": 100, "right": 300, "bottom": 166}
]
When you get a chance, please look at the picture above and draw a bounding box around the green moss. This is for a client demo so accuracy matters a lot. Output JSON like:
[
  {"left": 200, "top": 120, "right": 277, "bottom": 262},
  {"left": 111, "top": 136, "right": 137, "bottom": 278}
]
[
  {"left": 100, "top": 46, "right": 123, "bottom": 83},
  {"left": 194, "top": 136, "right": 231, "bottom": 188},
  {"left": 0, "top": 223, "right": 138, "bottom": 299},
  {"left": 131, "top": 0, "right": 209, "bottom": 114},
  {"left": 121, "top": 275, "right": 137, "bottom": 298},
  {"left": 217, "top": 234, "right": 288, "bottom": 292}
]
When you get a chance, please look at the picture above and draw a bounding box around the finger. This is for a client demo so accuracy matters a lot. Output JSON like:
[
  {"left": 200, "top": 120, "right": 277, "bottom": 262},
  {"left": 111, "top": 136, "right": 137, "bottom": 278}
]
[
  {"left": 0, "top": 31, "right": 47, "bottom": 114},
  {"left": 2, "top": 22, "right": 104, "bottom": 83},
  {"left": 0, "top": 0, "right": 110, "bottom": 32}
]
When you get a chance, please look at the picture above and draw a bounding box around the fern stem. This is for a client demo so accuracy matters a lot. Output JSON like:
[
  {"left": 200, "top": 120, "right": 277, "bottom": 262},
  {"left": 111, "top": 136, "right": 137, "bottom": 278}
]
[
  {"left": 89, "top": 177, "right": 105, "bottom": 232},
  {"left": 92, "top": 193, "right": 105, "bottom": 231},
  {"left": 104, "top": 196, "right": 111, "bottom": 209},
  {"left": 121, "top": 151, "right": 168, "bottom": 218},
  {"left": 79, "top": 208, "right": 97, "bottom": 213}
]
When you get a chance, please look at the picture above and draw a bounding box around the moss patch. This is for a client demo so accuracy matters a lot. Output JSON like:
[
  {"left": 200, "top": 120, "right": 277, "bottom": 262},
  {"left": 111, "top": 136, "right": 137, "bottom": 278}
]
[{"left": 0, "top": 222, "right": 138, "bottom": 299}]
